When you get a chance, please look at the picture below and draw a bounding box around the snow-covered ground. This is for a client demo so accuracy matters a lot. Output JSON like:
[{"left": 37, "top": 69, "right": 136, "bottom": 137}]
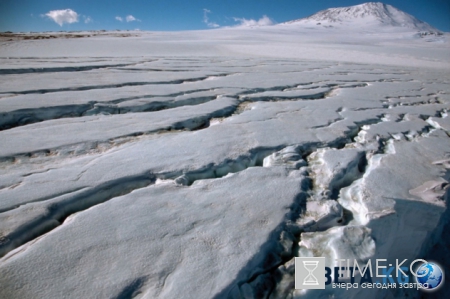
[{"left": 0, "top": 3, "right": 449, "bottom": 299}]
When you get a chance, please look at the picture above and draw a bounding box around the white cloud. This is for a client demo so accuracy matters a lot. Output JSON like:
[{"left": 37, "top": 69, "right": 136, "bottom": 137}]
[
  {"left": 116, "top": 15, "right": 140, "bottom": 23},
  {"left": 203, "top": 9, "right": 220, "bottom": 28},
  {"left": 84, "top": 16, "right": 92, "bottom": 24},
  {"left": 233, "top": 15, "right": 275, "bottom": 27},
  {"left": 126, "top": 15, "right": 140, "bottom": 22},
  {"left": 44, "top": 9, "right": 79, "bottom": 26}
]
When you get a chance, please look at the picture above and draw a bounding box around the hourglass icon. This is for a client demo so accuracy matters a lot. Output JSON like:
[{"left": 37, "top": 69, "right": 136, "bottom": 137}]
[
  {"left": 295, "top": 257, "right": 325, "bottom": 289},
  {"left": 302, "top": 260, "right": 319, "bottom": 285}
]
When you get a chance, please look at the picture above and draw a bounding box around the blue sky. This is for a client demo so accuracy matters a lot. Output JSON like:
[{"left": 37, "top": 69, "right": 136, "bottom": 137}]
[{"left": 1, "top": 0, "right": 449, "bottom": 32}]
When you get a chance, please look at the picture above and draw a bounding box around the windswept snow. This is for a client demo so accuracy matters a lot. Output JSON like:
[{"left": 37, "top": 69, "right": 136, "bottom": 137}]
[{"left": 0, "top": 3, "right": 449, "bottom": 299}]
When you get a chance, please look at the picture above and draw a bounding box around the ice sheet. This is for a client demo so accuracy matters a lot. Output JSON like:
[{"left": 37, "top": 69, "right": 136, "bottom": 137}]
[{"left": 0, "top": 12, "right": 449, "bottom": 299}]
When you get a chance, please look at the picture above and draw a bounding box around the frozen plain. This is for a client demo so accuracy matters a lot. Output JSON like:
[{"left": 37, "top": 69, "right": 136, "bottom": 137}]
[{"left": 1, "top": 15, "right": 450, "bottom": 299}]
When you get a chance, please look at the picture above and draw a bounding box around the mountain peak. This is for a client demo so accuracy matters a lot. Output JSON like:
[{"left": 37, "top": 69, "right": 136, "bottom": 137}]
[{"left": 285, "top": 2, "right": 438, "bottom": 32}]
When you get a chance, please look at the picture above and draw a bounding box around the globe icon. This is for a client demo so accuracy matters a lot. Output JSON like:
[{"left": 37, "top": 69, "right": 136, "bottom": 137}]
[{"left": 416, "top": 263, "right": 443, "bottom": 290}]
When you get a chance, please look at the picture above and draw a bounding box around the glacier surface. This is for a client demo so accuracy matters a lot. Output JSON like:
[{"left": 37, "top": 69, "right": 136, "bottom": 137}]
[{"left": 0, "top": 12, "right": 449, "bottom": 299}]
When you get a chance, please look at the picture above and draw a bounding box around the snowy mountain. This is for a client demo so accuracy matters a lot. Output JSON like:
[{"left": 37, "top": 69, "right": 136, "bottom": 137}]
[{"left": 284, "top": 2, "right": 439, "bottom": 33}]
